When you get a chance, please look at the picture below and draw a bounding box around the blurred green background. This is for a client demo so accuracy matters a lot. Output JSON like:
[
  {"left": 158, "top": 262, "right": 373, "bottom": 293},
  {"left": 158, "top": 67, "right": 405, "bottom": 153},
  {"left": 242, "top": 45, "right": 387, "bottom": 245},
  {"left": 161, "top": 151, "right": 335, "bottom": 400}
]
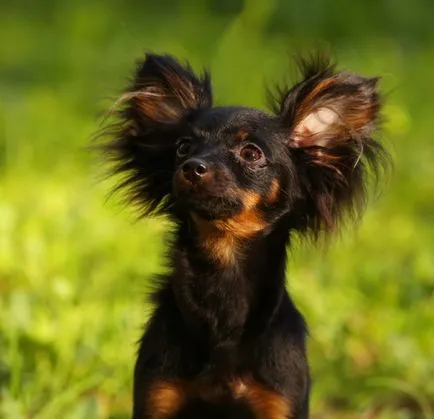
[{"left": 1, "top": 0, "right": 433, "bottom": 418}]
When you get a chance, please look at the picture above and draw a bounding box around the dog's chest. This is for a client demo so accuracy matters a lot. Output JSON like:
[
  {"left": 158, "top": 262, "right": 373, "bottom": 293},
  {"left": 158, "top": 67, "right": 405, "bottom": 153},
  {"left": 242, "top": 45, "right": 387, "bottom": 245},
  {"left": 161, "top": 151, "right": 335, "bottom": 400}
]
[{"left": 191, "top": 272, "right": 251, "bottom": 330}]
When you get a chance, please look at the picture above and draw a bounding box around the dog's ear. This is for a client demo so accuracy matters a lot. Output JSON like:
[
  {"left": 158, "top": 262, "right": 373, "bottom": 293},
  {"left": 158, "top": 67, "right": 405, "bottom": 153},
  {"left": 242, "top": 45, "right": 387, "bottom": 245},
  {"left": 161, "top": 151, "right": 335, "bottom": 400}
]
[
  {"left": 270, "top": 55, "right": 388, "bottom": 235},
  {"left": 101, "top": 54, "right": 212, "bottom": 216},
  {"left": 125, "top": 53, "right": 212, "bottom": 126}
]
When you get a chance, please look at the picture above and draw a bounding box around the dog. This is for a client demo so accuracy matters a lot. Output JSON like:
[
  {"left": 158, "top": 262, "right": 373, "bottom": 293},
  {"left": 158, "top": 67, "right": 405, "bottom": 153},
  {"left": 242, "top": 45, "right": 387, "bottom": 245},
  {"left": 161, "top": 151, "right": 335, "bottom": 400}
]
[{"left": 100, "top": 52, "right": 388, "bottom": 418}]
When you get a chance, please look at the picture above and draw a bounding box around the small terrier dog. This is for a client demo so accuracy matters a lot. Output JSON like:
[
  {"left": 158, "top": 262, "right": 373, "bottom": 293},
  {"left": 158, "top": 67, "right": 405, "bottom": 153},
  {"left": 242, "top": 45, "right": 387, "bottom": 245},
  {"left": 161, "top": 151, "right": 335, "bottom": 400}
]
[{"left": 101, "top": 53, "right": 388, "bottom": 418}]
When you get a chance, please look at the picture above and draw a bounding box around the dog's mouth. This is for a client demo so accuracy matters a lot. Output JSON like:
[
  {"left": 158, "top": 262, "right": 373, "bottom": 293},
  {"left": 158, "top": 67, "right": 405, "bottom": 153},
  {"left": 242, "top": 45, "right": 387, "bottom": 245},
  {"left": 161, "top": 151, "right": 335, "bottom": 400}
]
[
  {"left": 174, "top": 188, "right": 242, "bottom": 220},
  {"left": 173, "top": 173, "right": 242, "bottom": 220}
]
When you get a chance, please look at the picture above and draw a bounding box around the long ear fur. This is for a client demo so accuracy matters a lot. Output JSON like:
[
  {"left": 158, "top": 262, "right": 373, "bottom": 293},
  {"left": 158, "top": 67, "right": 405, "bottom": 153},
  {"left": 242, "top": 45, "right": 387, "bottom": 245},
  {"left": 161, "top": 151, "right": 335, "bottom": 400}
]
[
  {"left": 100, "top": 53, "right": 212, "bottom": 216},
  {"left": 269, "top": 54, "right": 390, "bottom": 236}
]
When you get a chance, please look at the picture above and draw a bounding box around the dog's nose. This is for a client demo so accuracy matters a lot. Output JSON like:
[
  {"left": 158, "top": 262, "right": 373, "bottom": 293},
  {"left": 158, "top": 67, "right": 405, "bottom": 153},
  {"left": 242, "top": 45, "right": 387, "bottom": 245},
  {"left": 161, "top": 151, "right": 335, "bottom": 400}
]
[{"left": 182, "top": 159, "right": 208, "bottom": 183}]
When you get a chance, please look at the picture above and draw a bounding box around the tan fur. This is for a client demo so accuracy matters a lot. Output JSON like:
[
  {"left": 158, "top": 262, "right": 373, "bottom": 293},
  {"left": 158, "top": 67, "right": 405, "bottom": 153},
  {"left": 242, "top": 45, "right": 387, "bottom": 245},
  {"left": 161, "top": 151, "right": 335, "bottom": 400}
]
[
  {"left": 164, "top": 72, "right": 199, "bottom": 109},
  {"left": 192, "top": 191, "right": 268, "bottom": 267},
  {"left": 292, "top": 77, "right": 339, "bottom": 147},
  {"left": 119, "top": 67, "right": 203, "bottom": 124},
  {"left": 230, "top": 378, "right": 291, "bottom": 419},
  {"left": 147, "top": 380, "right": 187, "bottom": 418},
  {"left": 146, "top": 377, "right": 290, "bottom": 418},
  {"left": 138, "top": 89, "right": 183, "bottom": 123},
  {"left": 266, "top": 179, "right": 281, "bottom": 204},
  {"left": 292, "top": 75, "right": 377, "bottom": 149},
  {"left": 345, "top": 102, "right": 377, "bottom": 132},
  {"left": 295, "top": 77, "right": 336, "bottom": 125},
  {"left": 236, "top": 129, "right": 249, "bottom": 141},
  {"left": 193, "top": 217, "right": 240, "bottom": 268}
]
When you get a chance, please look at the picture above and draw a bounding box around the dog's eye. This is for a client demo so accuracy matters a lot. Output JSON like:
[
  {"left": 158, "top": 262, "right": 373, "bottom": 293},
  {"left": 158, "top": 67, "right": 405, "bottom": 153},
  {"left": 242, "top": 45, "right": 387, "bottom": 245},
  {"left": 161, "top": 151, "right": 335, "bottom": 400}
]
[
  {"left": 176, "top": 139, "right": 192, "bottom": 158},
  {"left": 239, "top": 144, "right": 263, "bottom": 162}
]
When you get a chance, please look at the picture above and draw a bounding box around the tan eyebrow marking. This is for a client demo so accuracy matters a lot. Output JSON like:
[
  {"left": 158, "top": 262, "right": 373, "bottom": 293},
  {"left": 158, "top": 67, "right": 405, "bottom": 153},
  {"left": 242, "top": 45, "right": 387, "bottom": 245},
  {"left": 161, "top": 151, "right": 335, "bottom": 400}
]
[{"left": 236, "top": 129, "right": 249, "bottom": 141}]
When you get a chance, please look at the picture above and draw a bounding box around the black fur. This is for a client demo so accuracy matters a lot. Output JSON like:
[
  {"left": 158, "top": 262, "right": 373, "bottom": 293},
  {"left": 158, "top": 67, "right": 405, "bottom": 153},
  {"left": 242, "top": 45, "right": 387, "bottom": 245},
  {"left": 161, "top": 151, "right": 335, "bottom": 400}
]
[{"left": 99, "top": 53, "right": 389, "bottom": 418}]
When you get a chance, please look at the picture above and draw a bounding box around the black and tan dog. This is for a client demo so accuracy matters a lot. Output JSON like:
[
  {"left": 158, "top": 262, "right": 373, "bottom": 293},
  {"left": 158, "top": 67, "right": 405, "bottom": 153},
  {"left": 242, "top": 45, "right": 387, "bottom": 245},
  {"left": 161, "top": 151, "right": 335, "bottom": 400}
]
[{"left": 101, "top": 53, "right": 388, "bottom": 418}]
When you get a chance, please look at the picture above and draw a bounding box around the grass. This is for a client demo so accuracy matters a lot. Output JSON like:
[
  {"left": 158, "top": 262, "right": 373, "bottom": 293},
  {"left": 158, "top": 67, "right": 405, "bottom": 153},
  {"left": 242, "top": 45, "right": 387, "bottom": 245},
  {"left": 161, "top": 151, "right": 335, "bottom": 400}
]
[{"left": 1, "top": 1, "right": 433, "bottom": 418}]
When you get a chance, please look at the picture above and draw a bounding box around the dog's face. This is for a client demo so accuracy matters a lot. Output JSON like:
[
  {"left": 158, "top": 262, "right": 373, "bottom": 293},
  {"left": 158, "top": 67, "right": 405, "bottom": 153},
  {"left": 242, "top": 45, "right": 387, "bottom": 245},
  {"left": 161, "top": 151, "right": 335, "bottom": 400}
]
[
  {"left": 105, "top": 53, "right": 386, "bottom": 239},
  {"left": 172, "top": 108, "right": 293, "bottom": 226}
]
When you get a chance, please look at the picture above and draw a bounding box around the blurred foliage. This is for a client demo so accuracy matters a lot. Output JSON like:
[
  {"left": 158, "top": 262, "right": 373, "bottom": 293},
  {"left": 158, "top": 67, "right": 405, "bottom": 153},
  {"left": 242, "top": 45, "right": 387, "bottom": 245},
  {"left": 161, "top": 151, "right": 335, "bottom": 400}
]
[{"left": 1, "top": 0, "right": 434, "bottom": 418}]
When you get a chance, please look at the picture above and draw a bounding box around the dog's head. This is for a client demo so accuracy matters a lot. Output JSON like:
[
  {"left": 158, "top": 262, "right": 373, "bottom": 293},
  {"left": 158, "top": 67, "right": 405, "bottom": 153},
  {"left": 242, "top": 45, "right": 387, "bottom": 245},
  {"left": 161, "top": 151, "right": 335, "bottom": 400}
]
[{"left": 103, "top": 53, "right": 387, "bottom": 240}]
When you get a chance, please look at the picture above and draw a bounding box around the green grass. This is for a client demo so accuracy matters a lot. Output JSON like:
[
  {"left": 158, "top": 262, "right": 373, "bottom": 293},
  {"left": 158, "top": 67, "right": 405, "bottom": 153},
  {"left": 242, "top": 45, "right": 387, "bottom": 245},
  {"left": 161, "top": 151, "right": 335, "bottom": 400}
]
[{"left": 1, "top": 1, "right": 434, "bottom": 418}]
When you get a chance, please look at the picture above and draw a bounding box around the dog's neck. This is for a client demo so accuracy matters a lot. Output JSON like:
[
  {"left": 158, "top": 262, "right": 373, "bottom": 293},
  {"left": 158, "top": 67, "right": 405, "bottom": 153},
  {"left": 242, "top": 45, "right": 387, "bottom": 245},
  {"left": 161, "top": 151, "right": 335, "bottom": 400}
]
[
  {"left": 169, "top": 216, "right": 291, "bottom": 349},
  {"left": 175, "top": 214, "right": 290, "bottom": 281}
]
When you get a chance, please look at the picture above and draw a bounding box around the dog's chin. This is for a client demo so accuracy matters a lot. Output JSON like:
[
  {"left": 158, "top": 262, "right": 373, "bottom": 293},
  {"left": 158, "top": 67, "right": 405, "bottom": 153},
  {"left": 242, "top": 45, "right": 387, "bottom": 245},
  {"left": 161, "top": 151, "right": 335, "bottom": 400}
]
[{"left": 175, "top": 194, "right": 241, "bottom": 221}]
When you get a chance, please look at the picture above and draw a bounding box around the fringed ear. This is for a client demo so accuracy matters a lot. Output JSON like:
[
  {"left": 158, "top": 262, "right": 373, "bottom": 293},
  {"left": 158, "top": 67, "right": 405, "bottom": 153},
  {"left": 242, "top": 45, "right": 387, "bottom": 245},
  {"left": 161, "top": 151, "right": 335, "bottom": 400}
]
[
  {"left": 100, "top": 53, "right": 212, "bottom": 216},
  {"left": 124, "top": 53, "right": 212, "bottom": 126},
  {"left": 270, "top": 54, "right": 389, "bottom": 235}
]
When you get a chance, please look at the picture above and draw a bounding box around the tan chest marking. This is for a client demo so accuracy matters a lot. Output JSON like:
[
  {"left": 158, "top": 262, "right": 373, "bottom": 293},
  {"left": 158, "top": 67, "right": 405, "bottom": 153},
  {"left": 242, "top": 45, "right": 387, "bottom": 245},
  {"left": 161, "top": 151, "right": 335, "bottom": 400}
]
[
  {"left": 146, "top": 378, "right": 291, "bottom": 419},
  {"left": 193, "top": 191, "right": 268, "bottom": 267},
  {"left": 230, "top": 378, "right": 291, "bottom": 419},
  {"left": 146, "top": 380, "right": 186, "bottom": 418}
]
